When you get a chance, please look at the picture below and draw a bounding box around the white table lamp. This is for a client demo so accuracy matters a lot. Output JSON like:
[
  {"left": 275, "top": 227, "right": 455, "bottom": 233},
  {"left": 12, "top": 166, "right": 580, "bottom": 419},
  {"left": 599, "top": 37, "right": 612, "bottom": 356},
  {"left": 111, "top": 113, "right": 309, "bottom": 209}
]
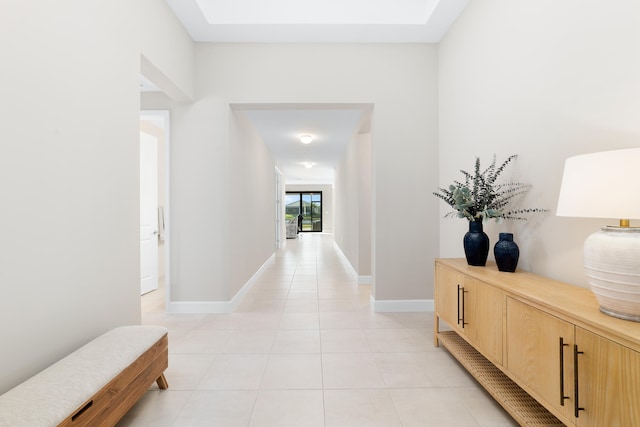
[{"left": 557, "top": 148, "right": 640, "bottom": 321}]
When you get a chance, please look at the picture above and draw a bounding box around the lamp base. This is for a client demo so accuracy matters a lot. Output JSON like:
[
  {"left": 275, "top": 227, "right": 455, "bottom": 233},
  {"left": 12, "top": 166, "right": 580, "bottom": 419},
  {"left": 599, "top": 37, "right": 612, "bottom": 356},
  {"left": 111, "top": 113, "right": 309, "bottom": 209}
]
[
  {"left": 599, "top": 306, "right": 640, "bottom": 322},
  {"left": 584, "top": 226, "right": 640, "bottom": 322}
]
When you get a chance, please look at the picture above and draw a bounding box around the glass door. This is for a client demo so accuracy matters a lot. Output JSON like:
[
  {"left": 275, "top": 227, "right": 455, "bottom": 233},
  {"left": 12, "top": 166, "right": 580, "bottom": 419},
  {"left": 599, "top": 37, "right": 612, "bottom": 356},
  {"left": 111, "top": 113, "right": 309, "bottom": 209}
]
[{"left": 286, "top": 192, "right": 322, "bottom": 232}]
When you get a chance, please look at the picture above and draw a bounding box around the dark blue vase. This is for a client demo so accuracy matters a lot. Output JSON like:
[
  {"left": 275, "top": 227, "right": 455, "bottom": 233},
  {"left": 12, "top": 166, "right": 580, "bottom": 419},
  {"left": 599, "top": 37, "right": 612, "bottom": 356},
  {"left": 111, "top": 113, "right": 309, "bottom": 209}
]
[
  {"left": 494, "top": 233, "right": 520, "bottom": 272},
  {"left": 463, "top": 220, "right": 490, "bottom": 266}
]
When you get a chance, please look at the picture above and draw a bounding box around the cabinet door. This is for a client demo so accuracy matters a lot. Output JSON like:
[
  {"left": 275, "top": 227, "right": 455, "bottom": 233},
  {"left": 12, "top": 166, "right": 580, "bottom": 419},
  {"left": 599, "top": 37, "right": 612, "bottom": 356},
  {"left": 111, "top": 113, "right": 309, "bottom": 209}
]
[
  {"left": 575, "top": 327, "right": 640, "bottom": 427},
  {"left": 434, "top": 263, "right": 503, "bottom": 365},
  {"left": 463, "top": 277, "right": 503, "bottom": 365},
  {"left": 506, "top": 297, "right": 575, "bottom": 423},
  {"left": 434, "top": 264, "right": 465, "bottom": 331}
]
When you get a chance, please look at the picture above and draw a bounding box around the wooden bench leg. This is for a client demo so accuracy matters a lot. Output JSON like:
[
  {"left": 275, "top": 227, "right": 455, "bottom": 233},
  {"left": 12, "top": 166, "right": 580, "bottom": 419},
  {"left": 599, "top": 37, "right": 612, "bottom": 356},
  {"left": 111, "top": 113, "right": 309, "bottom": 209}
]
[{"left": 156, "top": 373, "right": 169, "bottom": 389}]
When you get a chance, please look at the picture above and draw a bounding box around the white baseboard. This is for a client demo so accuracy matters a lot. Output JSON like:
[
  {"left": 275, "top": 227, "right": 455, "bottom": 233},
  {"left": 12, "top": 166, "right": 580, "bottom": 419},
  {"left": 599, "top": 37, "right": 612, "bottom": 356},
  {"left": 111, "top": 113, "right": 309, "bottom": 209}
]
[
  {"left": 332, "top": 241, "right": 373, "bottom": 285},
  {"left": 370, "top": 295, "right": 434, "bottom": 312},
  {"left": 358, "top": 275, "right": 372, "bottom": 285},
  {"left": 166, "top": 254, "right": 275, "bottom": 314},
  {"left": 229, "top": 254, "right": 275, "bottom": 311}
]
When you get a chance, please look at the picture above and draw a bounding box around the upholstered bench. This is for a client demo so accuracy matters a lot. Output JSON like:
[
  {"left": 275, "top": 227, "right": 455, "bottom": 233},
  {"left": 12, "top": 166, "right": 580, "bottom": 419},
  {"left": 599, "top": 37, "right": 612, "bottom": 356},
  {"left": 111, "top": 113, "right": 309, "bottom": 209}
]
[{"left": 0, "top": 325, "right": 169, "bottom": 427}]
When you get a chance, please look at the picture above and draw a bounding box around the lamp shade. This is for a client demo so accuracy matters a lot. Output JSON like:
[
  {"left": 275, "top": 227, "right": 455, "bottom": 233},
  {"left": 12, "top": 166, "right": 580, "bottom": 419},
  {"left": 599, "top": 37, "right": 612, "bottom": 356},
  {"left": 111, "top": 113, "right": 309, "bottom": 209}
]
[
  {"left": 556, "top": 148, "right": 640, "bottom": 220},
  {"left": 557, "top": 148, "right": 640, "bottom": 321}
]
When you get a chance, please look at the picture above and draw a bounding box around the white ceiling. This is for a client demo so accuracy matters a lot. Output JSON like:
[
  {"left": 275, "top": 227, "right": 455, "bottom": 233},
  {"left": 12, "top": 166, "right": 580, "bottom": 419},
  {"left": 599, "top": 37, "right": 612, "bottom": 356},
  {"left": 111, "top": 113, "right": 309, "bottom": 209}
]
[
  {"left": 164, "top": 0, "right": 469, "bottom": 43},
  {"left": 156, "top": 0, "right": 469, "bottom": 185},
  {"left": 236, "top": 105, "right": 370, "bottom": 184}
]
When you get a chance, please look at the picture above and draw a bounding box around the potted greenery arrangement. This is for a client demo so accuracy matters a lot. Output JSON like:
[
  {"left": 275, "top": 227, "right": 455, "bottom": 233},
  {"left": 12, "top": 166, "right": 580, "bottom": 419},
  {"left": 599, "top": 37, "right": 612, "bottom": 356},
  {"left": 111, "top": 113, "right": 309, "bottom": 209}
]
[{"left": 433, "top": 154, "right": 545, "bottom": 267}]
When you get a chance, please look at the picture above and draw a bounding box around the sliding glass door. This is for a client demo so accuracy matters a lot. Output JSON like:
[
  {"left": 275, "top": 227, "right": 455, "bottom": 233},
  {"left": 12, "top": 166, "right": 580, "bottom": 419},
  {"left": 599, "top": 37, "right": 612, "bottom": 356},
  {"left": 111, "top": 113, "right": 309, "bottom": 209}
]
[{"left": 285, "top": 192, "right": 322, "bottom": 232}]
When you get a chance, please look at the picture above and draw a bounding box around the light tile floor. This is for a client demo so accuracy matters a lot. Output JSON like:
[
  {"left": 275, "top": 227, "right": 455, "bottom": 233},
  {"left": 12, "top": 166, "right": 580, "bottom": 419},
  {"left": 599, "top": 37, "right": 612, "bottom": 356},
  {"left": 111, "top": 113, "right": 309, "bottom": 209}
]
[{"left": 119, "top": 233, "right": 518, "bottom": 426}]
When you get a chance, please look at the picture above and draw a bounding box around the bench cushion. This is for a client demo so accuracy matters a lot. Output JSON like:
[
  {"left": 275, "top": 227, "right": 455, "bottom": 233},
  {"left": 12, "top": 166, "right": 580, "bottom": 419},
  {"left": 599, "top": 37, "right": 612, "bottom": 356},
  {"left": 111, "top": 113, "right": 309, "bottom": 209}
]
[{"left": 0, "top": 325, "right": 168, "bottom": 427}]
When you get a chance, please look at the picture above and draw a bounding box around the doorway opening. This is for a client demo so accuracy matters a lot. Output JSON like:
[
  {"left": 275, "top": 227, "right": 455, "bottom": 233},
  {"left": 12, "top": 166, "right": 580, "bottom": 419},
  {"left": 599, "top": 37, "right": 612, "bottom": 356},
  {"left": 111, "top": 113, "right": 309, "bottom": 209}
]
[
  {"left": 285, "top": 191, "right": 323, "bottom": 232},
  {"left": 140, "top": 110, "right": 170, "bottom": 312}
]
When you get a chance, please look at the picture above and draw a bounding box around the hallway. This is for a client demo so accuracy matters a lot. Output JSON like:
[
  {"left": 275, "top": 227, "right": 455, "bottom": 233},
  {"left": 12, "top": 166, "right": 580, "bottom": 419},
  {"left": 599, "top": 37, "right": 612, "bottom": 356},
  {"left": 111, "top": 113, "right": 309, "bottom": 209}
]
[{"left": 119, "top": 233, "right": 516, "bottom": 426}]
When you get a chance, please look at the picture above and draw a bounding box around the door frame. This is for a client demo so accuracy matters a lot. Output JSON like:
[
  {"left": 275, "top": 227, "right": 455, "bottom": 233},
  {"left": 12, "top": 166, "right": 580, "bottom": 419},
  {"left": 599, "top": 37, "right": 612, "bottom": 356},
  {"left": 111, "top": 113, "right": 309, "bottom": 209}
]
[
  {"left": 285, "top": 191, "right": 323, "bottom": 233},
  {"left": 140, "top": 110, "right": 171, "bottom": 310}
]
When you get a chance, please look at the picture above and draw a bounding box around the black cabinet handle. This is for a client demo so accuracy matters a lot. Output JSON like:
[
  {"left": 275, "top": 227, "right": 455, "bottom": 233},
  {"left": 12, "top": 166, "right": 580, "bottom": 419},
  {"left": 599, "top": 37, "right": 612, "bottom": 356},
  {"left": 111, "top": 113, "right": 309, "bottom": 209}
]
[
  {"left": 559, "top": 337, "right": 570, "bottom": 406},
  {"left": 457, "top": 284, "right": 462, "bottom": 325},
  {"left": 461, "top": 286, "right": 467, "bottom": 328},
  {"left": 574, "top": 344, "right": 585, "bottom": 417}
]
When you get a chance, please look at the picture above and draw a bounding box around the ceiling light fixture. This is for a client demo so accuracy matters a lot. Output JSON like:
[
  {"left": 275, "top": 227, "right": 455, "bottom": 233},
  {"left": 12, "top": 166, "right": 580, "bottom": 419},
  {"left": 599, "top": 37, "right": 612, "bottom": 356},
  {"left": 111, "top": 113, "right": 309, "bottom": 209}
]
[
  {"left": 304, "top": 162, "right": 314, "bottom": 169},
  {"left": 299, "top": 134, "right": 313, "bottom": 144}
]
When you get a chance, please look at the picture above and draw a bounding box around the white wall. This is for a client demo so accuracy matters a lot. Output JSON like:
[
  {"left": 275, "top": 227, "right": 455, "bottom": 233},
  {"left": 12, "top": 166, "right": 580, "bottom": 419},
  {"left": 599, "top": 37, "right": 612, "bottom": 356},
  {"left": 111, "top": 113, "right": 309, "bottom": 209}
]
[
  {"left": 0, "top": 1, "right": 194, "bottom": 393},
  {"left": 170, "top": 99, "right": 231, "bottom": 302},
  {"left": 438, "top": 0, "right": 640, "bottom": 287},
  {"left": 286, "top": 184, "right": 334, "bottom": 233},
  {"left": 335, "top": 134, "right": 360, "bottom": 270},
  {"left": 357, "top": 133, "right": 372, "bottom": 277},
  {"left": 229, "top": 110, "right": 278, "bottom": 297},
  {"left": 139, "top": 0, "right": 195, "bottom": 102},
  {"left": 334, "top": 132, "right": 372, "bottom": 277},
  {"left": 188, "top": 43, "right": 439, "bottom": 305}
]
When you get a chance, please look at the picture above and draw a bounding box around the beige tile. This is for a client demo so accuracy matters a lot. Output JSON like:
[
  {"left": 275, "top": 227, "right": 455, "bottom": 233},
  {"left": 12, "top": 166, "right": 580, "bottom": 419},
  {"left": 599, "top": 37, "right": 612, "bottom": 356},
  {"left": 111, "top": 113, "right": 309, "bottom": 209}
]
[
  {"left": 319, "top": 312, "right": 367, "bottom": 329},
  {"left": 283, "top": 299, "right": 319, "bottom": 313},
  {"left": 291, "top": 276, "right": 317, "bottom": 284},
  {"left": 172, "top": 390, "right": 258, "bottom": 427},
  {"left": 456, "top": 386, "right": 519, "bottom": 426},
  {"left": 151, "top": 354, "right": 215, "bottom": 390},
  {"left": 374, "top": 352, "right": 448, "bottom": 387},
  {"left": 170, "top": 330, "right": 231, "bottom": 354},
  {"left": 221, "top": 330, "right": 276, "bottom": 354},
  {"left": 251, "top": 280, "right": 292, "bottom": 290},
  {"left": 151, "top": 313, "right": 208, "bottom": 330},
  {"left": 389, "top": 388, "right": 481, "bottom": 427},
  {"left": 365, "top": 328, "right": 431, "bottom": 353},
  {"left": 319, "top": 299, "right": 370, "bottom": 312},
  {"left": 364, "top": 312, "right": 433, "bottom": 329},
  {"left": 137, "top": 233, "right": 504, "bottom": 426},
  {"left": 320, "top": 329, "right": 371, "bottom": 353},
  {"left": 271, "top": 330, "right": 321, "bottom": 353},
  {"left": 290, "top": 281, "right": 319, "bottom": 291},
  {"left": 117, "top": 390, "right": 192, "bottom": 426},
  {"left": 324, "top": 389, "right": 402, "bottom": 427},
  {"left": 249, "top": 390, "right": 324, "bottom": 427},
  {"left": 322, "top": 353, "right": 386, "bottom": 389},
  {"left": 197, "top": 354, "right": 269, "bottom": 390},
  {"left": 196, "top": 312, "right": 281, "bottom": 330},
  {"left": 261, "top": 354, "right": 323, "bottom": 389},
  {"left": 235, "top": 298, "right": 286, "bottom": 313},
  {"left": 286, "top": 289, "right": 319, "bottom": 300},
  {"left": 245, "top": 289, "right": 291, "bottom": 300},
  {"left": 317, "top": 287, "right": 363, "bottom": 300},
  {"left": 278, "top": 313, "right": 320, "bottom": 330},
  {"left": 165, "top": 328, "right": 192, "bottom": 346},
  {"left": 438, "top": 350, "right": 478, "bottom": 387}
]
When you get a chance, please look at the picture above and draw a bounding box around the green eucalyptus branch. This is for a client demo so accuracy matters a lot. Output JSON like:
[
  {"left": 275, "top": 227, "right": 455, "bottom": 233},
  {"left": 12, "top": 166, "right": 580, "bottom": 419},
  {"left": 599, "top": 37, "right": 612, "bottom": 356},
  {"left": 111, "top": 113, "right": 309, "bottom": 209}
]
[{"left": 433, "top": 154, "right": 547, "bottom": 222}]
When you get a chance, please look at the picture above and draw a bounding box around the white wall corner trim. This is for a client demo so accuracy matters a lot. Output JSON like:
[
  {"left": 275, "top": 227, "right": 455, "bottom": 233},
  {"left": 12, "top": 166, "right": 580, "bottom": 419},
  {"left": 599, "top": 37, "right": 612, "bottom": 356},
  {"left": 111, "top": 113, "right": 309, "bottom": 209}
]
[
  {"left": 370, "top": 295, "right": 434, "bottom": 313},
  {"left": 358, "top": 275, "right": 373, "bottom": 285},
  {"left": 229, "top": 254, "right": 276, "bottom": 312},
  {"left": 332, "top": 240, "right": 359, "bottom": 275},
  {"left": 166, "top": 254, "right": 275, "bottom": 314}
]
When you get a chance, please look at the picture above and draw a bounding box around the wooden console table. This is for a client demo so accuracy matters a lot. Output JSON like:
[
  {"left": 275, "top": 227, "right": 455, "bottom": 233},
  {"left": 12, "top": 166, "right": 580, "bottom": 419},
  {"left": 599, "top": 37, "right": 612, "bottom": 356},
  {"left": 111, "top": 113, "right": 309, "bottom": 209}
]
[{"left": 434, "top": 258, "right": 640, "bottom": 427}]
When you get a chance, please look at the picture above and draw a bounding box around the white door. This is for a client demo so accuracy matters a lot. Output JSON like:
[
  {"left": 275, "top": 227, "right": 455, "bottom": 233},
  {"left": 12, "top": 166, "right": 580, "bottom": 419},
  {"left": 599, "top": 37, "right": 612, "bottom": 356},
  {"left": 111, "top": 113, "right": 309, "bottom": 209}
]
[{"left": 140, "top": 131, "right": 158, "bottom": 295}]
